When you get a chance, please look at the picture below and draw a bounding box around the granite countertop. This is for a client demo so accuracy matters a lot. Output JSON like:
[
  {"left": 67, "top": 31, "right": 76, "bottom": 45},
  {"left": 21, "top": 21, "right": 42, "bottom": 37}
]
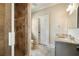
[
  {"left": 55, "top": 34, "right": 79, "bottom": 44},
  {"left": 55, "top": 38, "right": 79, "bottom": 44}
]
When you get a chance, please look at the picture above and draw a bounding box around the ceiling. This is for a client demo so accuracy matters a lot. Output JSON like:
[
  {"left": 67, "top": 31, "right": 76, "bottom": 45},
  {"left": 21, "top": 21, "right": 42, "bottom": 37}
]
[
  {"left": 32, "top": 3, "right": 57, "bottom": 13},
  {"left": 32, "top": 3, "right": 79, "bottom": 13}
]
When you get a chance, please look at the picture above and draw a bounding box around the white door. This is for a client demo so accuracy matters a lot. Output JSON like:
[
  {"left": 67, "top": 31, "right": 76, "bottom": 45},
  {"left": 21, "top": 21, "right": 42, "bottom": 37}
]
[{"left": 40, "top": 15, "right": 49, "bottom": 46}]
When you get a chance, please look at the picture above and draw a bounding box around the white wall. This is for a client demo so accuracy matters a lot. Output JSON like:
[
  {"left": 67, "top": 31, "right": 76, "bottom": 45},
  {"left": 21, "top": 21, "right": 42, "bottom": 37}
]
[{"left": 32, "top": 16, "right": 38, "bottom": 43}]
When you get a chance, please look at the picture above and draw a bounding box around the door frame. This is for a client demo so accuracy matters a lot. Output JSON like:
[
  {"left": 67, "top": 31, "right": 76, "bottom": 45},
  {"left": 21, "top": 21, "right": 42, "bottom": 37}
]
[{"left": 25, "top": 3, "right": 32, "bottom": 56}]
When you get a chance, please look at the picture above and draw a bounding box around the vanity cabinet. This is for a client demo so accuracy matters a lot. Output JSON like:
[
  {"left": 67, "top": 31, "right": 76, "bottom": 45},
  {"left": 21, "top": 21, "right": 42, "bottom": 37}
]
[{"left": 55, "top": 41, "right": 78, "bottom": 56}]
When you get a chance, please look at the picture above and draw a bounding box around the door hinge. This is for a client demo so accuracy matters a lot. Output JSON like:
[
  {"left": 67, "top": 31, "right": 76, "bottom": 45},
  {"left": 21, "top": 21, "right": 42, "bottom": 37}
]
[{"left": 8, "top": 32, "right": 15, "bottom": 46}]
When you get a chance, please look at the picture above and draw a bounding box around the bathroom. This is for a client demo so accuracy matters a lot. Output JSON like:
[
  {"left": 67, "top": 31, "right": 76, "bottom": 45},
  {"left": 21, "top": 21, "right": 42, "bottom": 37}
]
[{"left": 31, "top": 3, "right": 79, "bottom": 56}]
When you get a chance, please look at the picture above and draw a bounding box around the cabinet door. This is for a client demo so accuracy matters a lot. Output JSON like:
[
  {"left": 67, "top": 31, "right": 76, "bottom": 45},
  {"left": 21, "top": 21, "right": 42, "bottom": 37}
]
[{"left": 55, "top": 42, "right": 77, "bottom": 56}]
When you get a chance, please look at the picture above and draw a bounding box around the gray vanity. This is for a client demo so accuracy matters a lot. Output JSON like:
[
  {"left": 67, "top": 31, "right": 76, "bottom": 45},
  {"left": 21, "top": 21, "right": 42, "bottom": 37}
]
[{"left": 55, "top": 41, "right": 79, "bottom": 56}]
